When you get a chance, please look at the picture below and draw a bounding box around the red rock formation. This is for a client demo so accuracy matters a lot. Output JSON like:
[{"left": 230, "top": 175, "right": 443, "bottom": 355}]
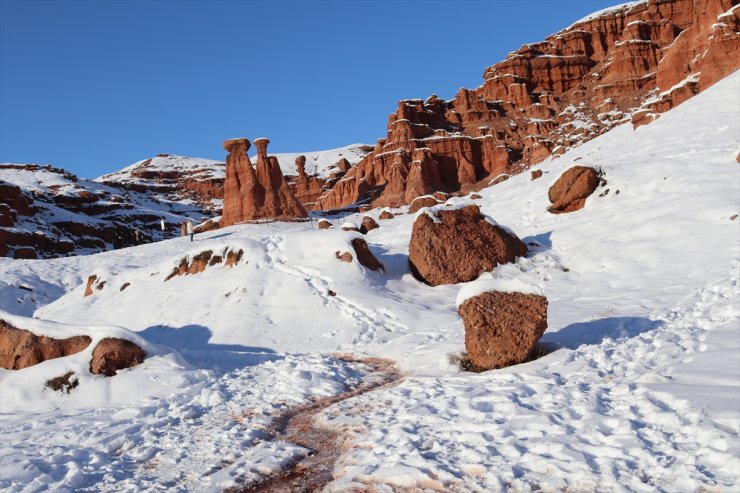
[
  {"left": 318, "top": 219, "right": 332, "bottom": 229},
  {"left": 531, "top": 170, "right": 543, "bottom": 180},
  {"left": 90, "top": 338, "right": 146, "bottom": 376},
  {"left": 548, "top": 166, "right": 600, "bottom": 213},
  {"left": 408, "top": 205, "right": 527, "bottom": 286},
  {"left": 0, "top": 319, "right": 92, "bottom": 370},
  {"left": 314, "top": 0, "right": 739, "bottom": 211},
  {"left": 459, "top": 290, "right": 548, "bottom": 370},
  {"left": 221, "top": 138, "right": 308, "bottom": 226},
  {"left": 288, "top": 155, "right": 328, "bottom": 209},
  {"left": 379, "top": 210, "right": 394, "bottom": 220}
]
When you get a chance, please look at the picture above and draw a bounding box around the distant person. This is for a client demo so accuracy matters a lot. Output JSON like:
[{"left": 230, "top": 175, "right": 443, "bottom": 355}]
[
  {"left": 187, "top": 219, "right": 194, "bottom": 242},
  {"left": 181, "top": 221, "right": 187, "bottom": 238},
  {"left": 134, "top": 229, "right": 141, "bottom": 245},
  {"left": 160, "top": 218, "right": 166, "bottom": 233}
]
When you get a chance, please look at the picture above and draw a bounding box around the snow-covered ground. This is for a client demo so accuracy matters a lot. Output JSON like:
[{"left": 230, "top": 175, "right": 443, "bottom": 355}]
[{"left": 0, "top": 71, "right": 738, "bottom": 492}]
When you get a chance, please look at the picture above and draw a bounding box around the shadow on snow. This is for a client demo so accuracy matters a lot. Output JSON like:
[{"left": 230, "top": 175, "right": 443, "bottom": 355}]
[
  {"left": 139, "top": 323, "right": 280, "bottom": 373},
  {"left": 542, "top": 316, "right": 662, "bottom": 350}
]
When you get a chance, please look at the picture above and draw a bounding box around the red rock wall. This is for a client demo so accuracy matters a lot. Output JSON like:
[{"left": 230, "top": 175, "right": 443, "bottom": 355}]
[{"left": 316, "top": 0, "right": 739, "bottom": 211}]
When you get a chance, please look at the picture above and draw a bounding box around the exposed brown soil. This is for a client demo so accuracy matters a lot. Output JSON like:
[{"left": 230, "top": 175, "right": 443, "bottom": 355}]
[{"left": 228, "top": 357, "right": 402, "bottom": 493}]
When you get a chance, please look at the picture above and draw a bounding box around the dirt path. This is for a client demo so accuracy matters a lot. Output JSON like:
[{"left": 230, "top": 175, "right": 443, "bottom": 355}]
[{"left": 226, "top": 356, "right": 403, "bottom": 493}]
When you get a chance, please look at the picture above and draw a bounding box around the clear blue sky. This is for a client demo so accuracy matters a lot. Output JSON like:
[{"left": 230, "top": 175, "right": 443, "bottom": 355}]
[{"left": 0, "top": 0, "right": 623, "bottom": 178}]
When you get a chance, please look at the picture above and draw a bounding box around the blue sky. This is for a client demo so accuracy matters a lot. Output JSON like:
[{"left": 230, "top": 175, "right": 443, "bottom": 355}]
[{"left": 0, "top": 0, "right": 624, "bottom": 177}]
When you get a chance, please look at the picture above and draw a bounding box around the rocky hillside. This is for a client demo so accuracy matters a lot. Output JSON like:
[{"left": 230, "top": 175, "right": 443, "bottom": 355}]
[
  {"left": 315, "top": 0, "right": 739, "bottom": 210},
  {"left": 0, "top": 145, "right": 371, "bottom": 259},
  {"left": 0, "top": 164, "right": 211, "bottom": 259}
]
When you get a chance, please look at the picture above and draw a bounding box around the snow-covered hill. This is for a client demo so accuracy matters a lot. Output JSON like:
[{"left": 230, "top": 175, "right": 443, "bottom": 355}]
[{"left": 0, "top": 71, "right": 738, "bottom": 491}]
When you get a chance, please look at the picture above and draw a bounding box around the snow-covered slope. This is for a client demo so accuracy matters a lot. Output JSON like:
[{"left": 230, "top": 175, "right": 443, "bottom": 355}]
[
  {"left": 0, "top": 72, "right": 738, "bottom": 492},
  {"left": 0, "top": 164, "right": 210, "bottom": 257}
]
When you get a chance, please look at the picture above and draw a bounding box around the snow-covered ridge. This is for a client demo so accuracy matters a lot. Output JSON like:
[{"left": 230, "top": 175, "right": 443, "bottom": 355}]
[
  {"left": 252, "top": 143, "right": 372, "bottom": 178},
  {"left": 566, "top": 0, "right": 646, "bottom": 30}
]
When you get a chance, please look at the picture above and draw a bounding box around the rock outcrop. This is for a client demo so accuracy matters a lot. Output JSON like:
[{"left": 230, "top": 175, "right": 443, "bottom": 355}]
[
  {"left": 408, "top": 205, "right": 527, "bottom": 286},
  {"left": 0, "top": 320, "right": 92, "bottom": 370},
  {"left": 335, "top": 238, "right": 384, "bottom": 271},
  {"left": 165, "top": 248, "right": 244, "bottom": 281},
  {"left": 1, "top": 163, "right": 214, "bottom": 259},
  {"left": 313, "top": 0, "right": 739, "bottom": 211},
  {"left": 360, "top": 216, "right": 379, "bottom": 234},
  {"left": 459, "top": 290, "right": 548, "bottom": 370},
  {"left": 221, "top": 138, "right": 308, "bottom": 226},
  {"left": 90, "top": 338, "right": 146, "bottom": 376},
  {"left": 318, "top": 219, "right": 332, "bottom": 229},
  {"left": 548, "top": 166, "right": 600, "bottom": 213}
]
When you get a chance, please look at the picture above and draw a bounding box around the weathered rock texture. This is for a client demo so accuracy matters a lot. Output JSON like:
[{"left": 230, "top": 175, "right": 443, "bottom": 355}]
[
  {"left": 409, "top": 205, "right": 527, "bottom": 286},
  {"left": 459, "top": 291, "right": 548, "bottom": 370},
  {"left": 548, "top": 166, "right": 600, "bottom": 213},
  {"left": 0, "top": 319, "right": 92, "bottom": 370},
  {"left": 314, "top": 0, "right": 739, "bottom": 211},
  {"left": 90, "top": 338, "right": 146, "bottom": 376},
  {"left": 221, "top": 138, "right": 308, "bottom": 226},
  {"left": 288, "top": 155, "right": 328, "bottom": 209}
]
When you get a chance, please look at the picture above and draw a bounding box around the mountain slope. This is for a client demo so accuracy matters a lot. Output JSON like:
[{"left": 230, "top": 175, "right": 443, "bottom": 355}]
[{"left": 0, "top": 68, "right": 737, "bottom": 491}]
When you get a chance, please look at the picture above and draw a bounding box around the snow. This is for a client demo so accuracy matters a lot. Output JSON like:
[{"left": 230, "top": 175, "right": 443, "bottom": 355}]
[
  {"left": 455, "top": 275, "right": 544, "bottom": 307},
  {"left": 0, "top": 69, "right": 738, "bottom": 492},
  {"left": 566, "top": 1, "right": 646, "bottom": 29}
]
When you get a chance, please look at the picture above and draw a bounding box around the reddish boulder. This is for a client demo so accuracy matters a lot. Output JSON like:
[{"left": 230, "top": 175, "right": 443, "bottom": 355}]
[
  {"left": 0, "top": 319, "right": 92, "bottom": 370},
  {"left": 221, "top": 138, "right": 308, "bottom": 226},
  {"left": 360, "top": 216, "right": 379, "bottom": 234},
  {"left": 351, "top": 238, "right": 384, "bottom": 271},
  {"left": 548, "top": 166, "right": 600, "bottom": 213},
  {"left": 90, "top": 338, "right": 146, "bottom": 376},
  {"left": 408, "top": 205, "right": 527, "bottom": 286},
  {"left": 408, "top": 196, "right": 439, "bottom": 214},
  {"left": 459, "top": 290, "right": 548, "bottom": 370},
  {"left": 379, "top": 210, "right": 394, "bottom": 220},
  {"left": 335, "top": 238, "right": 384, "bottom": 271},
  {"left": 318, "top": 219, "right": 332, "bottom": 229},
  {"left": 531, "top": 170, "right": 543, "bottom": 180}
]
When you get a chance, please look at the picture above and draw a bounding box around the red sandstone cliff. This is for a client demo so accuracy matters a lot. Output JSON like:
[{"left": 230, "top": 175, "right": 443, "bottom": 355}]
[
  {"left": 220, "top": 138, "right": 308, "bottom": 226},
  {"left": 315, "top": 0, "right": 739, "bottom": 211}
]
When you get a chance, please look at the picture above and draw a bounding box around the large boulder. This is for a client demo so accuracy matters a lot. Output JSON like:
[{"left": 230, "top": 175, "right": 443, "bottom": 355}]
[
  {"left": 90, "top": 338, "right": 146, "bottom": 376},
  {"left": 0, "top": 320, "right": 91, "bottom": 370},
  {"left": 547, "top": 165, "right": 600, "bottom": 213},
  {"left": 221, "top": 138, "right": 308, "bottom": 225},
  {"left": 458, "top": 285, "right": 548, "bottom": 370},
  {"left": 408, "top": 205, "right": 527, "bottom": 286}
]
